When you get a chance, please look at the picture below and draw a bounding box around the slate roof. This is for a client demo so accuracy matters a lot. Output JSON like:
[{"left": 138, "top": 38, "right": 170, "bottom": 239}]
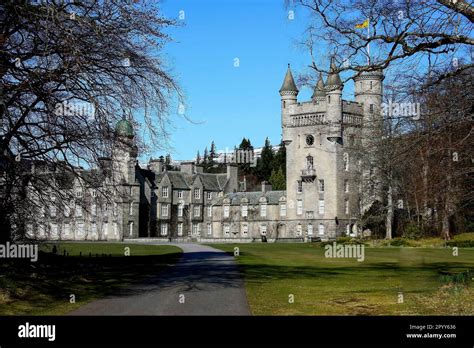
[
  {"left": 155, "top": 170, "right": 228, "bottom": 191},
  {"left": 214, "top": 190, "right": 286, "bottom": 206}
]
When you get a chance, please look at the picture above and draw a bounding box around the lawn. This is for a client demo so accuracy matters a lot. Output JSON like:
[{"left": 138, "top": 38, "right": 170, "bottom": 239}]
[
  {"left": 0, "top": 243, "right": 182, "bottom": 315},
  {"left": 210, "top": 243, "right": 474, "bottom": 315}
]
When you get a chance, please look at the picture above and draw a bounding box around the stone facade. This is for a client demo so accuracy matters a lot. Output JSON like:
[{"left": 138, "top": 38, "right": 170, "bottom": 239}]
[{"left": 26, "top": 61, "right": 383, "bottom": 242}]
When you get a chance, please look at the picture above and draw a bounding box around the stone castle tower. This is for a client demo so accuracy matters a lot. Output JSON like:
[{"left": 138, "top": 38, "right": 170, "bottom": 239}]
[{"left": 280, "top": 60, "right": 383, "bottom": 238}]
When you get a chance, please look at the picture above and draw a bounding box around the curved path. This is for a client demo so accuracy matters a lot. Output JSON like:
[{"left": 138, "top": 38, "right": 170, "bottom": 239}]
[{"left": 70, "top": 243, "right": 250, "bottom": 315}]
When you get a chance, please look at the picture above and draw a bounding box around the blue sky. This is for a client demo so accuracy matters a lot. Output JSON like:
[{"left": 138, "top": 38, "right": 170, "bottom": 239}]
[{"left": 148, "top": 0, "right": 348, "bottom": 161}]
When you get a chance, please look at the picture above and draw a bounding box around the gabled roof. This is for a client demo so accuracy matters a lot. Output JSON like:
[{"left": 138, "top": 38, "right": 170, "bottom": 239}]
[{"left": 156, "top": 170, "right": 228, "bottom": 191}]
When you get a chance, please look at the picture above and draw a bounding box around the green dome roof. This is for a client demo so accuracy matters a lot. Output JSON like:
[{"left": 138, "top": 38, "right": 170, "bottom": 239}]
[{"left": 115, "top": 118, "right": 134, "bottom": 138}]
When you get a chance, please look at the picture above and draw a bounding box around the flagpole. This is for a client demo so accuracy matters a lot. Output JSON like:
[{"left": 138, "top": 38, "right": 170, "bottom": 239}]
[{"left": 367, "top": 19, "right": 370, "bottom": 65}]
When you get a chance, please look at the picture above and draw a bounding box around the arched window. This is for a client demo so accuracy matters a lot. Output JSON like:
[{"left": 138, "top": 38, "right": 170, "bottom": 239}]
[{"left": 328, "top": 96, "right": 331, "bottom": 104}]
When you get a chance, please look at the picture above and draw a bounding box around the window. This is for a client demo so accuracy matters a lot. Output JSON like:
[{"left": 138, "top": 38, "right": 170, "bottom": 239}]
[
  {"left": 50, "top": 223, "right": 58, "bottom": 237},
  {"left": 192, "top": 223, "right": 199, "bottom": 236},
  {"left": 207, "top": 192, "right": 212, "bottom": 200},
  {"left": 318, "top": 223, "right": 325, "bottom": 235},
  {"left": 162, "top": 186, "right": 169, "bottom": 198},
  {"left": 296, "top": 224, "right": 302, "bottom": 236},
  {"left": 297, "top": 200, "right": 303, "bottom": 215},
  {"left": 328, "top": 96, "right": 331, "bottom": 104},
  {"left": 207, "top": 206, "right": 212, "bottom": 218},
  {"left": 177, "top": 223, "right": 183, "bottom": 236},
  {"left": 75, "top": 189, "right": 82, "bottom": 198},
  {"left": 369, "top": 104, "right": 374, "bottom": 114},
  {"left": 306, "top": 155, "right": 314, "bottom": 169},
  {"left": 308, "top": 224, "right": 313, "bottom": 236},
  {"left": 91, "top": 190, "right": 97, "bottom": 198},
  {"left": 260, "top": 225, "right": 267, "bottom": 235},
  {"left": 242, "top": 205, "right": 248, "bottom": 217},
  {"left": 345, "top": 200, "right": 349, "bottom": 214},
  {"left": 64, "top": 223, "right": 70, "bottom": 237},
  {"left": 193, "top": 205, "right": 200, "bottom": 217},
  {"left": 178, "top": 191, "right": 183, "bottom": 199},
  {"left": 194, "top": 188, "right": 201, "bottom": 199},
  {"left": 318, "top": 199, "right": 325, "bottom": 214},
  {"left": 280, "top": 204, "right": 287, "bottom": 217},
  {"left": 38, "top": 224, "right": 45, "bottom": 237},
  {"left": 224, "top": 205, "right": 230, "bottom": 218},
  {"left": 260, "top": 204, "right": 267, "bottom": 217},
  {"left": 207, "top": 223, "right": 212, "bottom": 236},
  {"left": 343, "top": 153, "right": 349, "bottom": 171},
  {"left": 346, "top": 224, "right": 351, "bottom": 235},
  {"left": 161, "top": 224, "right": 168, "bottom": 236},
  {"left": 161, "top": 204, "right": 168, "bottom": 217},
  {"left": 75, "top": 204, "right": 82, "bottom": 217},
  {"left": 129, "top": 222, "right": 133, "bottom": 237},
  {"left": 297, "top": 180, "right": 302, "bottom": 193},
  {"left": 370, "top": 81, "right": 373, "bottom": 90},
  {"left": 77, "top": 222, "right": 84, "bottom": 236},
  {"left": 242, "top": 224, "right": 248, "bottom": 236},
  {"left": 318, "top": 179, "right": 325, "bottom": 192},
  {"left": 224, "top": 224, "right": 230, "bottom": 236},
  {"left": 103, "top": 223, "right": 108, "bottom": 238},
  {"left": 344, "top": 180, "right": 349, "bottom": 193},
  {"left": 91, "top": 202, "right": 97, "bottom": 216},
  {"left": 306, "top": 134, "right": 314, "bottom": 146},
  {"left": 178, "top": 204, "right": 184, "bottom": 217},
  {"left": 128, "top": 202, "right": 133, "bottom": 215}
]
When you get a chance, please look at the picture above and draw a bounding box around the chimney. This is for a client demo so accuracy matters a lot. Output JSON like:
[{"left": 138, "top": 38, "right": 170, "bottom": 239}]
[
  {"left": 226, "top": 164, "right": 238, "bottom": 193},
  {"left": 261, "top": 181, "right": 272, "bottom": 193},
  {"left": 148, "top": 158, "right": 164, "bottom": 174},
  {"left": 181, "top": 161, "right": 195, "bottom": 175}
]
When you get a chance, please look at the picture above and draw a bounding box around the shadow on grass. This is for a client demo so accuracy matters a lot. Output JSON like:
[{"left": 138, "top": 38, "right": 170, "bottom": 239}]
[{"left": 0, "top": 251, "right": 182, "bottom": 315}]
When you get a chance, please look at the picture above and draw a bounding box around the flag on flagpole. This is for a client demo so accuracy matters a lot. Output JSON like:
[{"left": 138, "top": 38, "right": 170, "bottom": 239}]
[
  {"left": 355, "top": 19, "right": 371, "bottom": 64},
  {"left": 355, "top": 19, "right": 369, "bottom": 29}
]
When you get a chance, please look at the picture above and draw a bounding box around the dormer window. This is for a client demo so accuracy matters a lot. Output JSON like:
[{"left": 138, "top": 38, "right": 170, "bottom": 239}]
[
  {"left": 162, "top": 186, "right": 169, "bottom": 198},
  {"left": 194, "top": 188, "right": 200, "bottom": 199}
]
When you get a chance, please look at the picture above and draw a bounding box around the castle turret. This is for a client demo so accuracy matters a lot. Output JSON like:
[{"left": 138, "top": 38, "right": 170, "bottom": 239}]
[
  {"left": 279, "top": 64, "right": 299, "bottom": 134},
  {"left": 325, "top": 57, "right": 343, "bottom": 143},
  {"left": 354, "top": 68, "right": 384, "bottom": 140},
  {"left": 354, "top": 68, "right": 384, "bottom": 213},
  {"left": 113, "top": 115, "right": 137, "bottom": 184}
]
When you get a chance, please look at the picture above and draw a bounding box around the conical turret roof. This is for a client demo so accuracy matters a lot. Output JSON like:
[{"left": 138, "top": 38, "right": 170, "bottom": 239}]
[
  {"left": 325, "top": 57, "right": 343, "bottom": 89},
  {"left": 311, "top": 72, "right": 326, "bottom": 100},
  {"left": 279, "top": 64, "right": 299, "bottom": 95}
]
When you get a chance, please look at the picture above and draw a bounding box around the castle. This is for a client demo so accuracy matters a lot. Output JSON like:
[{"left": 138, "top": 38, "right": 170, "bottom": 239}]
[{"left": 25, "top": 60, "right": 383, "bottom": 242}]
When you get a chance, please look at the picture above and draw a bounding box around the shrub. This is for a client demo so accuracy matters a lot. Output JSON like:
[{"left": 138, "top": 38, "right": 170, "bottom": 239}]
[
  {"left": 446, "top": 240, "right": 474, "bottom": 248},
  {"left": 382, "top": 238, "right": 417, "bottom": 247},
  {"left": 402, "top": 223, "right": 424, "bottom": 240}
]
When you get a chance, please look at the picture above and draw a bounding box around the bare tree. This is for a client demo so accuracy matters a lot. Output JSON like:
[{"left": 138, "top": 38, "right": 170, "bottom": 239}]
[{"left": 0, "top": 1, "right": 181, "bottom": 241}]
